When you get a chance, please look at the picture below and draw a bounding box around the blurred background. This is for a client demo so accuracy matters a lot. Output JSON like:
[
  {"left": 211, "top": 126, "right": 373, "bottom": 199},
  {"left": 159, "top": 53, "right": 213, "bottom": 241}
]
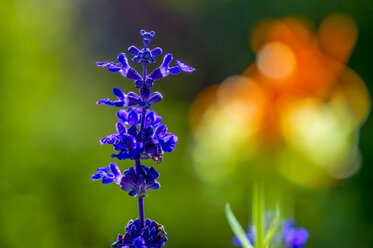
[{"left": 1, "top": 0, "right": 373, "bottom": 247}]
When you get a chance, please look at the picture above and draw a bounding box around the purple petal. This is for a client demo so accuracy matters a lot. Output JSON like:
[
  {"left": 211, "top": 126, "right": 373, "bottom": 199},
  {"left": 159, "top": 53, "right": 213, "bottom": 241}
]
[
  {"left": 117, "top": 53, "right": 129, "bottom": 68},
  {"left": 117, "top": 109, "right": 128, "bottom": 122},
  {"left": 232, "top": 236, "right": 242, "bottom": 246},
  {"left": 144, "top": 78, "right": 154, "bottom": 87},
  {"left": 141, "top": 128, "right": 154, "bottom": 141},
  {"left": 100, "top": 134, "right": 117, "bottom": 145},
  {"left": 125, "top": 68, "right": 142, "bottom": 81},
  {"left": 134, "top": 80, "right": 144, "bottom": 88},
  {"left": 176, "top": 60, "right": 195, "bottom": 72},
  {"left": 128, "top": 190, "right": 137, "bottom": 196},
  {"left": 126, "top": 92, "right": 141, "bottom": 106},
  {"left": 128, "top": 125, "right": 139, "bottom": 137},
  {"left": 140, "top": 87, "right": 151, "bottom": 100},
  {"left": 110, "top": 163, "right": 121, "bottom": 177},
  {"left": 147, "top": 167, "right": 160, "bottom": 179},
  {"left": 293, "top": 228, "right": 309, "bottom": 247},
  {"left": 132, "top": 56, "right": 142, "bottom": 63},
  {"left": 96, "top": 62, "right": 110, "bottom": 67},
  {"left": 145, "top": 111, "right": 155, "bottom": 126},
  {"left": 108, "top": 67, "right": 121, "bottom": 72},
  {"left": 155, "top": 124, "right": 167, "bottom": 137},
  {"left": 151, "top": 47, "right": 162, "bottom": 57},
  {"left": 113, "top": 88, "right": 126, "bottom": 101},
  {"left": 161, "top": 134, "right": 177, "bottom": 152},
  {"left": 97, "top": 62, "right": 121, "bottom": 72},
  {"left": 128, "top": 46, "right": 140, "bottom": 55},
  {"left": 102, "top": 177, "right": 114, "bottom": 184},
  {"left": 97, "top": 98, "right": 114, "bottom": 105},
  {"left": 128, "top": 110, "right": 139, "bottom": 126},
  {"left": 116, "top": 121, "right": 127, "bottom": 134},
  {"left": 91, "top": 173, "right": 102, "bottom": 180},
  {"left": 147, "top": 181, "right": 160, "bottom": 191},
  {"left": 166, "top": 133, "right": 178, "bottom": 143},
  {"left": 161, "top": 53, "right": 173, "bottom": 67},
  {"left": 148, "top": 68, "right": 163, "bottom": 81},
  {"left": 169, "top": 66, "right": 180, "bottom": 75},
  {"left": 148, "top": 92, "right": 163, "bottom": 104},
  {"left": 113, "top": 101, "right": 125, "bottom": 107}
]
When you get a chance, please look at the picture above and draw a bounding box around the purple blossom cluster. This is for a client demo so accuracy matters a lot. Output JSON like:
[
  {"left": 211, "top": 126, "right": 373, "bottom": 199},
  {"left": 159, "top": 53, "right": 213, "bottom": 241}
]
[
  {"left": 112, "top": 219, "right": 167, "bottom": 248},
  {"left": 91, "top": 30, "right": 194, "bottom": 247},
  {"left": 98, "top": 107, "right": 177, "bottom": 162}
]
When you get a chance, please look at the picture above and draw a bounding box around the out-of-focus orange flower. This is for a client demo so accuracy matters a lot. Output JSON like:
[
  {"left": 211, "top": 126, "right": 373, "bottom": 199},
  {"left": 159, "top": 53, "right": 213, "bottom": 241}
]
[{"left": 189, "top": 13, "right": 370, "bottom": 188}]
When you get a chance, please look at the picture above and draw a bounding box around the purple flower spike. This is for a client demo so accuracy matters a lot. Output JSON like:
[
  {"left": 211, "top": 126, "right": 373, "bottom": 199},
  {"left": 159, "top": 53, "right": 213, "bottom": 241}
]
[
  {"left": 91, "top": 163, "right": 123, "bottom": 185},
  {"left": 120, "top": 165, "right": 160, "bottom": 196},
  {"left": 282, "top": 220, "right": 309, "bottom": 248},
  {"left": 94, "top": 30, "right": 194, "bottom": 247}
]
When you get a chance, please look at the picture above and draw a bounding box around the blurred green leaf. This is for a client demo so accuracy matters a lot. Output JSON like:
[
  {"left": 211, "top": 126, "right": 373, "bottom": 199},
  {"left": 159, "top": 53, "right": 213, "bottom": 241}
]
[
  {"left": 264, "top": 202, "right": 281, "bottom": 248},
  {"left": 225, "top": 203, "right": 254, "bottom": 248}
]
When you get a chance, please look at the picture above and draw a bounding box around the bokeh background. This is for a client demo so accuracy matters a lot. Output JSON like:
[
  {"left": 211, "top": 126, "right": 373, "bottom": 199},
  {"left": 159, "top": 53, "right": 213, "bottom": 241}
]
[{"left": 1, "top": 0, "right": 373, "bottom": 247}]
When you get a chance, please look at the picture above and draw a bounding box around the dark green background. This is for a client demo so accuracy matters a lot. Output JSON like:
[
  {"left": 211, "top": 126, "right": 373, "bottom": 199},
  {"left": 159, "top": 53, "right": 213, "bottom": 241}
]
[{"left": 1, "top": 0, "right": 372, "bottom": 247}]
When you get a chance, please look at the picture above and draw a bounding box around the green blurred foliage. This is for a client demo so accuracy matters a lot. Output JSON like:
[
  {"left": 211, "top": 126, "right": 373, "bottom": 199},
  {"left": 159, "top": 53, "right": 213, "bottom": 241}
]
[{"left": 1, "top": 0, "right": 372, "bottom": 247}]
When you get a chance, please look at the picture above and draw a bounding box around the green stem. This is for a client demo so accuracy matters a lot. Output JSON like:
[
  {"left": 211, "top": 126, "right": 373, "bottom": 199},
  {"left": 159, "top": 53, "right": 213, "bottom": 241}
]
[{"left": 253, "top": 181, "right": 265, "bottom": 248}]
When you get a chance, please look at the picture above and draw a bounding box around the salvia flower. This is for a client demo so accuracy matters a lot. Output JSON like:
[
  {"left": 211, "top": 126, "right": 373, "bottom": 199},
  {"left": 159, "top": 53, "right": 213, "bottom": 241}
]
[
  {"left": 97, "top": 53, "right": 142, "bottom": 81},
  {"left": 120, "top": 165, "right": 160, "bottom": 197},
  {"left": 91, "top": 163, "right": 123, "bottom": 184},
  {"left": 282, "top": 220, "right": 309, "bottom": 248},
  {"left": 97, "top": 88, "right": 142, "bottom": 107},
  {"left": 112, "top": 219, "right": 168, "bottom": 248}
]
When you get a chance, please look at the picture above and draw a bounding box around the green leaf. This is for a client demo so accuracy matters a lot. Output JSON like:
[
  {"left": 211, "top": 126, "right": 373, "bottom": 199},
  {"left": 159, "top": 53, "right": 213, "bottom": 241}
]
[
  {"left": 264, "top": 202, "right": 281, "bottom": 248},
  {"left": 225, "top": 203, "right": 254, "bottom": 248}
]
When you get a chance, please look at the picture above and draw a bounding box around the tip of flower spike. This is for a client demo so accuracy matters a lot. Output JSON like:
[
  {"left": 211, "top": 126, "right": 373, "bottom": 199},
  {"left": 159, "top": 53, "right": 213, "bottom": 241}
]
[
  {"left": 140, "top": 30, "right": 155, "bottom": 41},
  {"left": 140, "top": 30, "right": 156, "bottom": 48}
]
